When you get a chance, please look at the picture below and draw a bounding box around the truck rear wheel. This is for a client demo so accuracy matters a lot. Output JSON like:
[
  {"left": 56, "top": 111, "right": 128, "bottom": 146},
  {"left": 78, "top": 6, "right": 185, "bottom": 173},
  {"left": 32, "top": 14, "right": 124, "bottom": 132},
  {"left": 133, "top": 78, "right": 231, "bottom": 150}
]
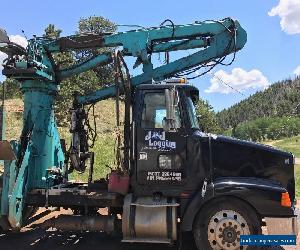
[{"left": 193, "top": 198, "right": 261, "bottom": 250}]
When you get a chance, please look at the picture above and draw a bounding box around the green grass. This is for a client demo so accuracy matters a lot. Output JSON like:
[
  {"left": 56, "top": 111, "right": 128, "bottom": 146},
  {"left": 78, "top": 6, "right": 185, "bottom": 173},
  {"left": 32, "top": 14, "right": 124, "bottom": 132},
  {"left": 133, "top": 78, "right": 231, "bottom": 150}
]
[
  {"left": 69, "top": 134, "right": 116, "bottom": 181},
  {"left": 58, "top": 99, "right": 122, "bottom": 181},
  {"left": 4, "top": 99, "right": 24, "bottom": 140},
  {"left": 58, "top": 127, "right": 117, "bottom": 181},
  {"left": 263, "top": 135, "right": 300, "bottom": 158},
  {"left": 272, "top": 135, "right": 300, "bottom": 158}
]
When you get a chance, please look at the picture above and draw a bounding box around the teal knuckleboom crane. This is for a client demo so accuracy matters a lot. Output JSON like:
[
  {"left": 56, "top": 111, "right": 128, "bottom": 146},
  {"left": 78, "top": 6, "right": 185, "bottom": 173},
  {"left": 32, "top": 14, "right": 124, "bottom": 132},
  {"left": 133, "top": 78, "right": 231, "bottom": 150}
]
[{"left": 0, "top": 18, "right": 247, "bottom": 234}]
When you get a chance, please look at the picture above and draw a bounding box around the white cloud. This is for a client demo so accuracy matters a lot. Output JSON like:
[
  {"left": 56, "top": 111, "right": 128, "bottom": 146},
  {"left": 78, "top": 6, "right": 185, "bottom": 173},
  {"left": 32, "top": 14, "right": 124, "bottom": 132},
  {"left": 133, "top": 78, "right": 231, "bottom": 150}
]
[
  {"left": 294, "top": 66, "right": 300, "bottom": 76},
  {"left": 205, "top": 68, "right": 270, "bottom": 94},
  {"left": 268, "top": 0, "right": 300, "bottom": 34},
  {"left": 9, "top": 35, "right": 28, "bottom": 48},
  {"left": 0, "top": 34, "right": 27, "bottom": 75}
]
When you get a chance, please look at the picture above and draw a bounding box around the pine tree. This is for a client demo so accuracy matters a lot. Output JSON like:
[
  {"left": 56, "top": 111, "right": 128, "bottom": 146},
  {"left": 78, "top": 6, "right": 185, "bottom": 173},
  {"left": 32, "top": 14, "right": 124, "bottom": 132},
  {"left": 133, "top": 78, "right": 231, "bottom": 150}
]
[{"left": 196, "top": 99, "right": 221, "bottom": 134}]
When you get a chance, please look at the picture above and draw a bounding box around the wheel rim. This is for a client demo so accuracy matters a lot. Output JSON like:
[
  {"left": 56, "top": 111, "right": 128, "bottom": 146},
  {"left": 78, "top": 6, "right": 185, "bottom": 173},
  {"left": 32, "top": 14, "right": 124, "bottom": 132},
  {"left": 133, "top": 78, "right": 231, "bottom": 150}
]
[{"left": 207, "top": 209, "right": 250, "bottom": 250}]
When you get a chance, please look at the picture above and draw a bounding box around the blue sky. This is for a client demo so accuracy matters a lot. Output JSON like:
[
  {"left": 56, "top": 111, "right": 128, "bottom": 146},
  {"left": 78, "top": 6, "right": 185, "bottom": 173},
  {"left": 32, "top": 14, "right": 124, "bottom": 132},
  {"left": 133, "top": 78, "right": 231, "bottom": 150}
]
[{"left": 0, "top": 0, "right": 300, "bottom": 111}]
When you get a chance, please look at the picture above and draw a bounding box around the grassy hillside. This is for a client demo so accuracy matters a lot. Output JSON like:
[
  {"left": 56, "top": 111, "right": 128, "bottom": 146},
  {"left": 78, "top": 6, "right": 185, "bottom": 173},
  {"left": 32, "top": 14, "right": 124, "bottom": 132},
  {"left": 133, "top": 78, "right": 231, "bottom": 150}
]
[{"left": 217, "top": 77, "right": 300, "bottom": 130}]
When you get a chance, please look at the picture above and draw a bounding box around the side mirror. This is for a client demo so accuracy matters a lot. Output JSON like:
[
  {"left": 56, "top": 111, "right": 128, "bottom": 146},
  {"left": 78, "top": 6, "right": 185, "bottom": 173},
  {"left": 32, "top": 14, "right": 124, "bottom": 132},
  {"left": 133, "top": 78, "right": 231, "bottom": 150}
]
[
  {"left": 163, "top": 88, "right": 178, "bottom": 132},
  {"left": 0, "top": 28, "right": 9, "bottom": 44}
]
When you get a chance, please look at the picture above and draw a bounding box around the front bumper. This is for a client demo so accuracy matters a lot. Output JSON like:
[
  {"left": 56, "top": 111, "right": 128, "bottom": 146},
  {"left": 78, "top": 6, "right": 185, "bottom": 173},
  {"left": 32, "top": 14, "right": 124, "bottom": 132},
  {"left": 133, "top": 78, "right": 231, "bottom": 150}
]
[{"left": 265, "top": 208, "right": 300, "bottom": 236}]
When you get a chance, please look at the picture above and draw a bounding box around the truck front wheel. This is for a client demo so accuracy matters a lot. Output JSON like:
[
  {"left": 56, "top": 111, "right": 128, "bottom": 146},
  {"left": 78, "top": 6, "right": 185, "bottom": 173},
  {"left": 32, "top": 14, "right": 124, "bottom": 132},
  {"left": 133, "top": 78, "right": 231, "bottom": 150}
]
[{"left": 193, "top": 198, "right": 261, "bottom": 250}]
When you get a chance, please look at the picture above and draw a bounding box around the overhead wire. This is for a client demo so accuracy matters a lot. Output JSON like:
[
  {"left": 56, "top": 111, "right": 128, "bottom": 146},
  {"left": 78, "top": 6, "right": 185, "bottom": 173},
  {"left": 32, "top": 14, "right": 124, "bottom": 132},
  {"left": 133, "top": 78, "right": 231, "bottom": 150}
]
[{"left": 208, "top": 71, "right": 246, "bottom": 97}]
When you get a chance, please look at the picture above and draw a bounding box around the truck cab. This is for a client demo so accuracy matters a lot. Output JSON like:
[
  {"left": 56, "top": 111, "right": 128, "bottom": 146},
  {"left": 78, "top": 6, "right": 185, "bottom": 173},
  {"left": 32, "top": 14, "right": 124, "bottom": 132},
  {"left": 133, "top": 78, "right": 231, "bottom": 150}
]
[{"left": 132, "top": 83, "right": 202, "bottom": 197}]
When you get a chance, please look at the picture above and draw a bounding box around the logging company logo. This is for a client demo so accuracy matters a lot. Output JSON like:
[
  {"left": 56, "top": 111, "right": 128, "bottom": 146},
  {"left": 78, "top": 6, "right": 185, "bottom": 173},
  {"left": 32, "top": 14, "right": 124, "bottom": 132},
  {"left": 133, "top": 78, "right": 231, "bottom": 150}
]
[{"left": 144, "top": 131, "right": 176, "bottom": 150}]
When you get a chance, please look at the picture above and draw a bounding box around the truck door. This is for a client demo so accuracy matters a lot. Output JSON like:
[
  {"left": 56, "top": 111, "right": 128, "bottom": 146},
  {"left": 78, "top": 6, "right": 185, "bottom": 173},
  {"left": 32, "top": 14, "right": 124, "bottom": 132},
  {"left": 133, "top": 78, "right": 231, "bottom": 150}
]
[{"left": 135, "top": 89, "right": 187, "bottom": 192}]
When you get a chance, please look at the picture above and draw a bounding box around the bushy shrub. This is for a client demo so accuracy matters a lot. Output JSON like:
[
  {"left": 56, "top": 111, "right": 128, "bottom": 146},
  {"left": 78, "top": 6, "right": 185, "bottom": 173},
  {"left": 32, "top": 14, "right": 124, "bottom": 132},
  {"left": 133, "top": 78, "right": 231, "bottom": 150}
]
[{"left": 233, "top": 116, "right": 300, "bottom": 141}]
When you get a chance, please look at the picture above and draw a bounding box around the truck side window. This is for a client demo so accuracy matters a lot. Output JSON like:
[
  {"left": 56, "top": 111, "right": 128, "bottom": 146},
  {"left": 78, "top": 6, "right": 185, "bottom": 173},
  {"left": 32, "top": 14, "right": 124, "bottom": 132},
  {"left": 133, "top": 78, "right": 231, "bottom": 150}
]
[{"left": 141, "top": 92, "right": 181, "bottom": 128}]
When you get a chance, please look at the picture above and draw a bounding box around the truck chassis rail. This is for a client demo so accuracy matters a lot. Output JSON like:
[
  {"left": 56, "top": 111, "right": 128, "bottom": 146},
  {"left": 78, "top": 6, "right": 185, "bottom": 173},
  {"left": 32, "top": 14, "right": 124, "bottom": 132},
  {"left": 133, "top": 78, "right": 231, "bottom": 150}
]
[{"left": 25, "top": 183, "right": 123, "bottom": 208}]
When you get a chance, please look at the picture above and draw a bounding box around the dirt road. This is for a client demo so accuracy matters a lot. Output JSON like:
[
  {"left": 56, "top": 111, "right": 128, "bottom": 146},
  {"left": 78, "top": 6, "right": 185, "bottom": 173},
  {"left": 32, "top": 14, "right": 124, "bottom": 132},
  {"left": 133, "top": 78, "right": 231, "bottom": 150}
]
[
  {"left": 0, "top": 230, "right": 171, "bottom": 250},
  {"left": 0, "top": 208, "right": 299, "bottom": 250},
  {"left": 0, "top": 229, "right": 296, "bottom": 250},
  {"left": 0, "top": 208, "right": 176, "bottom": 250}
]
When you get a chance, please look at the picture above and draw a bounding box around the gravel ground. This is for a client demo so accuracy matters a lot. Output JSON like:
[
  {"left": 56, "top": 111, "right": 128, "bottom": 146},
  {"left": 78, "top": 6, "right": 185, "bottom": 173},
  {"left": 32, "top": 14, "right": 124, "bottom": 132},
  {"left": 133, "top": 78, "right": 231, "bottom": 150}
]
[{"left": 0, "top": 207, "right": 299, "bottom": 250}]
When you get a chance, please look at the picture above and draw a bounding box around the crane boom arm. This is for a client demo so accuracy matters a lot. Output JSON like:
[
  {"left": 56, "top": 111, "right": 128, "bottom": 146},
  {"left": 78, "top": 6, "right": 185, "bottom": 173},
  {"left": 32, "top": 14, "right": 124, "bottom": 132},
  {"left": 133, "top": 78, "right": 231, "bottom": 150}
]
[
  {"left": 76, "top": 24, "right": 246, "bottom": 104},
  {"left": 0, "top": 17, "right": 246, "bottom": 92}
]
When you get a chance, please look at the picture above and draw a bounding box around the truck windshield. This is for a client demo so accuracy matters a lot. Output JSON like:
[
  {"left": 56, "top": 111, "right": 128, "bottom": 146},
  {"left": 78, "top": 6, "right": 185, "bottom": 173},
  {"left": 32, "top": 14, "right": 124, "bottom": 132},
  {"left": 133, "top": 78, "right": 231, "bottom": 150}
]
[{"left": 186, "top": 97, "right": 199, "bottom": 129}]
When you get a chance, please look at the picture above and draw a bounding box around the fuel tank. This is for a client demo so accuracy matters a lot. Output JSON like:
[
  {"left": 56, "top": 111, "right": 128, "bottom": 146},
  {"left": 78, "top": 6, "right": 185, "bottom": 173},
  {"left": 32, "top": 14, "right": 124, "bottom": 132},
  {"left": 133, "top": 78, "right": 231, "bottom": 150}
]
[{"left": 209, "top": 135, "right": 295, "bottom": 201}]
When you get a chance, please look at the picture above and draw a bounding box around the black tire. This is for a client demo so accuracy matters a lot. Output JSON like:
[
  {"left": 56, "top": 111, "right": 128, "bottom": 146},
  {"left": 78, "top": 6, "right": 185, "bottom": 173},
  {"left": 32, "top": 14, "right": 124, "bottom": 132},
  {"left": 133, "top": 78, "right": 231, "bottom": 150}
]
[{"left": 193, "top": 197, "right": 262, "bottom": 250}]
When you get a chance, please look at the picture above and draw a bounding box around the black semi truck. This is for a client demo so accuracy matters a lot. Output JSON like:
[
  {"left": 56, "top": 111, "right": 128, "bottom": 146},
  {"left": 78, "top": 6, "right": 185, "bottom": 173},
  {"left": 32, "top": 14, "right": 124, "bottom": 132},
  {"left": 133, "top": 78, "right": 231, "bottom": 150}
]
[{"left": 22, "top": 82, "right": 298, "bottom": 250}]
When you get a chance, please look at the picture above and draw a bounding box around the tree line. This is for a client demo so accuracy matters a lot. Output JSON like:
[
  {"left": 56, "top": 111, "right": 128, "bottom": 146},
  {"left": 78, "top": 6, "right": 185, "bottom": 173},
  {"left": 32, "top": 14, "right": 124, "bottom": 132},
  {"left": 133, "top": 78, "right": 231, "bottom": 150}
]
[
  {"left": 217, "top": 77, "right": 300, "bottom": 132},
  {"left": 233, "top": 116, "right": 300, "bottom": 141}
]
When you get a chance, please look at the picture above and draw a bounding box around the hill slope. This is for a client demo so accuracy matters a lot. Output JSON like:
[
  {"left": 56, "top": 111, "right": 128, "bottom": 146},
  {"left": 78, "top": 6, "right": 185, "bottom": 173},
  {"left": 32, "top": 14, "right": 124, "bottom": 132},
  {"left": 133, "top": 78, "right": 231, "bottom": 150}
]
[{"left": 217, "top": 77, "right": 300, "bottom": 129}]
